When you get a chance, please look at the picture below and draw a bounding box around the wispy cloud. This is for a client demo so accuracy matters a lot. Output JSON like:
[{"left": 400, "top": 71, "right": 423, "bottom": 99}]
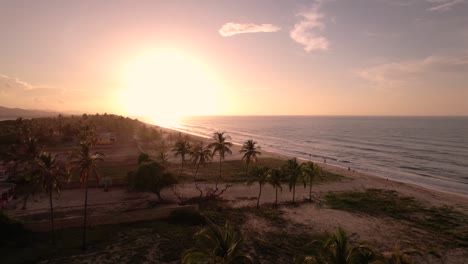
[
  {"left": 290, "top": 1, "right": 330, "bottom": 52},
  {"left": 0, "top": 74, "right": 65, "bottom": 107},
  {"left": 427, "top": 0, "right": 464, "bottom": 11},
  {"left": 356, "top": 54, "right": 468, "bottom": 89},
  {"left": 219, "top": 23, "right": 280, "bottom": 37}
]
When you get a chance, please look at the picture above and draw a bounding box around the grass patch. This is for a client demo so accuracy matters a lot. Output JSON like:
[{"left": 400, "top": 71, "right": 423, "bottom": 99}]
[
  {"left": 248, "top": 230, "right": 326, "bottom": 263},
  {"left": 325, "top": 189, "right": 468, "bottom": 247}
]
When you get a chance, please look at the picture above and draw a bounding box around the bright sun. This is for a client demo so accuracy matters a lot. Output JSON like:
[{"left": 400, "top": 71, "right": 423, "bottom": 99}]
[{"left": 120, "top": 49, "right": 221, "bottom": 126}]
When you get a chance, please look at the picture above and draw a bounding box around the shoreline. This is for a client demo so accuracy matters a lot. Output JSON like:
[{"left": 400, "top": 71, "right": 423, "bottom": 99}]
[{"left": 154, "top": 123, "right": 468, "bottom": 201}]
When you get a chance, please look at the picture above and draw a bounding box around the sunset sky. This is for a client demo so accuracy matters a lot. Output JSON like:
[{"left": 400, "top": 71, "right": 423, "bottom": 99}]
[{"left": 0, "top": 0, "right": 467, "bottom": 121}]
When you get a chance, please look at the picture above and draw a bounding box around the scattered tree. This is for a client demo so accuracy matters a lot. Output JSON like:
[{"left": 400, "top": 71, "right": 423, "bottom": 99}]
[
  {"left": 239, "top": 139, "right": 261, "bottom": 177},
  {"left": 208, "top": 132, "right": 232, "bottom": 182},
  {"left": 284, "top": 158, "right": 302, "bottom": 203},
  {"left": 129, "top": 160, "right": 177, "bottom": 201},
  {"left": 301, "top": 161, "right": 322, "bottom": 202},
  {"left": 68, "top": 134, "right": 104, "bottom": 251},
  {"left": 172, "top": 139, "right": 191, "bottom": 178},
  {"left": 35, "top": 152, "right": 65, "bottom": 244},
  {"left": 268, "top": 167, "right": 283, "bottom": 207}
]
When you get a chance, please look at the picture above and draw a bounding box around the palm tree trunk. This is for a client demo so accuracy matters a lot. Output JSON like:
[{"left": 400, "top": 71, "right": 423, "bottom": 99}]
[
  {"left": 309, "top": 178, "right": 312, "bottom": 201},
  {"left": 49, "top": 187, "right": 55, "bottom": 245},
  {"left": 180, "top": 159, "right": 184, "bottom": 178},
  {"left": 216, "top": 155, "right": 222, "bottom": 189},
  {"left": 275, "top": 187, "right": 278, "bottom": 207},
  {"left": 194, "top": 161, "right": 201, "bottom": 179},
  {"left": 82, "top": 177, "right": 89, "bottom": 251},
  {"left": 246, "top": 162, "right": 250, "bottom": 178},
  {"left": 257, "top": 183, "right": 262, "bottom": 209}
]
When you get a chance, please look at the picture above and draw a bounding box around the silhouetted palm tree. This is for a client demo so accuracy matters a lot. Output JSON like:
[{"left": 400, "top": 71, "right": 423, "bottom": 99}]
[
  {"left": 208, "top": 132, "right": 232, "bottom": 181},
  {"left": 172, "top": 139, "right": 191, "bottom": 178},
  {"left": 251, "top": 166, "right": 269, "bottom": 209},
  {"left": 301, "top": 162, "right": 322, "bottom": 202},
  {"left": 68, "top": 139, "right": 104, "bottom": 250},
  {"left": 284, "top": 158, "right": 302, "bottom": 203},
  {"left": 19, "top": 135, "right": 41, "bottom": 209},
  {"left": 182, "top": 221, "right": 253, "bottom": 264},
  {"left": 190, "top": 142, "right": 212, "bottom": 179},
  {"left": 35, "top": 152, "right": 65, "bottom": 244},
  {"left": 268, "top": 167, "right": 283, "bottom": 207},
  {"left": 240, "top": 139, "right": 261, "bottom": 177}
]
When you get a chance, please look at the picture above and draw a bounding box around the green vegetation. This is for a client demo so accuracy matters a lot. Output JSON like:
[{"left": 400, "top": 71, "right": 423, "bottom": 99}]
[
  {"left": 127, "top": 160, "right": 177, "bottom": 201},
  {"left": 35, "top": 152, "right": 66, "bottom": 244},
  {"left": 208, "top": 131, "right": 233, "bottom": 182},
  {"left": 240, "top": 139, "right": 262, "bottom": 177},
  {"left": 68, "top": 130, "right": 105, "bottom": 250},
  {"left": 182, "top": 221, "right": 253, "bottom": 264},
  {"left": 325, "top": 189, "right": 468, "bottom": 247}
]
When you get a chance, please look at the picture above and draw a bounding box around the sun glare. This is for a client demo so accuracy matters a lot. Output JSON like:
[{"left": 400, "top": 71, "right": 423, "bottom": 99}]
[{"left": 119, "top": 49, "right": 221, "bottom": 126}]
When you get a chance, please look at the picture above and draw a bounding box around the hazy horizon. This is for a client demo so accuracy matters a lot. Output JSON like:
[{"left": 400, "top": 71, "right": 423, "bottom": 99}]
[{"left": 1, "top": 0, "right": 467, "bottom": 123}]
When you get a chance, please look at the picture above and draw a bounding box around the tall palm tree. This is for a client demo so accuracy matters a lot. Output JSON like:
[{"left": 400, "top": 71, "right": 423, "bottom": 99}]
[
  {"left": 182, "top": 221, "right": 253, "bottom": 264},
  {"left": 268, "top": 167, "right": 283, "bottom": 207},
  {"left": 301, "top": 162, "right": 322, "bottom": 202},
  {"left": 35, "top": 152, "right": 65, "bottom": 244},
  {"left": 208, "top": 132, "right": 232, "bottom": 181},
  {"left": 68, "top": 140, "right": 104, "bottom": 251},
  {"left": 190, "top": 142, "right": 213, "bottom": 179},
  {"left": 239, "top": 139, "right": 261, "bottom": 177},
  {"left": 172, "top": 139, "right": 191, "bottom": 178},
  {"left": 251, "top": 166, "right": 269, "bottom": 209},
  {"left": 20, "top": 135, "right": 41, "bottom": 210},
  {"left": 284, "top": 158, "right": 302, "bottom": 203}
]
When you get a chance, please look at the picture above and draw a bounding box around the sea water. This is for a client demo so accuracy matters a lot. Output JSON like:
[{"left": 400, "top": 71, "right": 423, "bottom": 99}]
[{"left": 166, "top": 116, "right": 468, "bottom": 196}]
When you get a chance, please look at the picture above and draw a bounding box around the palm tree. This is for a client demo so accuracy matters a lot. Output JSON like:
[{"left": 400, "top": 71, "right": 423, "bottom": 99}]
[
  {"left": 68, "top": 140, "right": 104, "bottom": 251},
  {"left": 19, "top": 135, "right": 41, "bottom": 210},
  {"left": 208, "top": 132, "right": 232, "bottom": 181},
  {"left": 172, "top": 139, "right": 191, "bottom": 178},
  {"left": 284, "top": 158, "right": 302, "bottom": 203},
  {"left": 190, "top": 142, "right": 213, "bottom": 179},
  {"left": 301, "top": 162, "right": 322, "bottom": 202},
  {"left": 322, "top": 227, "right": 354, "bottom": 264},
  {"left": 35, "top": 152, "right": 65, "bottom": 244},
  {"left": 251, "top": 166, "right": 269, "bottom": 209},
  {"left": 268, "top": 167, "right": 283, "bottom": 207},
  {"left": 239, "top": 139, "right": 261, "bottom": 177},
  {"left": 182, "top": 221, "right": 253, "bottom": 264}
]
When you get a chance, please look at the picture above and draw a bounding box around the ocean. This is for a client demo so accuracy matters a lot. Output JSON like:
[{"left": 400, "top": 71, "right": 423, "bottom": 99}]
[{"left": 166, "top": 116, "right": 468, "bottom": 196}]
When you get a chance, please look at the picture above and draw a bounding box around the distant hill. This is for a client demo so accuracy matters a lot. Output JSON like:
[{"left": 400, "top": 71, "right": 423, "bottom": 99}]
[{"left": 0, "top": 106, "right": 61, "bottom": 119}]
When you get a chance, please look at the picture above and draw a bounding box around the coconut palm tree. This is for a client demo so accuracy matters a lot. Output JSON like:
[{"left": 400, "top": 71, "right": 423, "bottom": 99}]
[
  {"left": 182, "top": 221, "right": 253, "bottom": 264},
  {"left": 322, "top": 227, "right": 354, "bottom": 264},
  {"left": 284, "top": 158, "right": 302, "bottom": 203},
  {"left": 172, "top": 139, "right": 191, "bottom": 178},
  {"left": 208, "top": 132, "right": 232, "bottom": 181},
  {"left": 301, "top": 162, "right": 322, "bottom": 202},
  {"left": 68, "top": 139, "right": 104, "bottom": 250},
  {"left": 35, "top": 152, "right": 65, "bottom": 244},
  {"left": 239, "top": 139, "right": 261, "bottom": 177},
  {"left": 19, "top": 135, "right": 41, "bottom": 209},
  {"left": 251, "top": 166, "right": 269, "bottom": 209},
  {"left": 268, "top": 167, "right": 283, "bottom": 207},
  {"left": 190, "top": 142, "right": 213, "bottom": 179}
]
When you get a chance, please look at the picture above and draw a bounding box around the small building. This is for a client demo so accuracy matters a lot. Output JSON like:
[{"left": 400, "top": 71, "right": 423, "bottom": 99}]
[{"left": 97, "top": 132, "right": 116, "bottom": 145}]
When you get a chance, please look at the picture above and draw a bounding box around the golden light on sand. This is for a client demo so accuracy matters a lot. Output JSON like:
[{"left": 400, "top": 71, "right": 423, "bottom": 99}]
[{"left": 119, "top": 48, "right": 221, "bottom": 126}]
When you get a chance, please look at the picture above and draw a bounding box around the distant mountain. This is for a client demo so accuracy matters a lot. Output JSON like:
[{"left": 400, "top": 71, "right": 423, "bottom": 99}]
[{"left": 0, "top": 106, "right": 61, "bottom": 119}]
